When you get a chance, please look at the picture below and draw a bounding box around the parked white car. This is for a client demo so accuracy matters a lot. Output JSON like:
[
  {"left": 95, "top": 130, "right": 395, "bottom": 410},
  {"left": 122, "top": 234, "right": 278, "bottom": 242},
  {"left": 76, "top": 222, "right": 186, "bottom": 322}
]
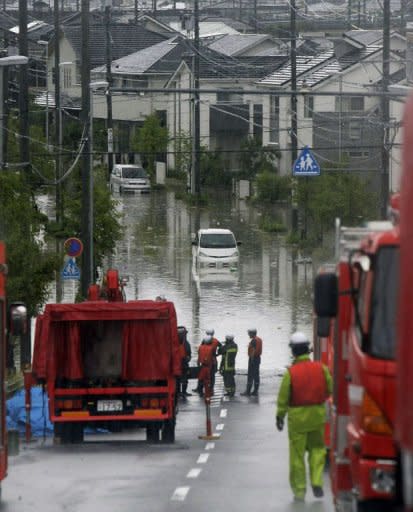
[
  {"left": 192, "top": 228, "right": 240, "bottom": 269},
  {"left": 110, "top": 164, "right": 150, "bottom": 194}
]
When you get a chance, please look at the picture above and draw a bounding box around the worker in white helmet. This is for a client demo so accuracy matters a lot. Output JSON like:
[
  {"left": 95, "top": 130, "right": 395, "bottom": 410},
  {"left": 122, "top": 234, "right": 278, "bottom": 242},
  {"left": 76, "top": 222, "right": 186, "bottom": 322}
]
[{"left": 275, "top": 331, "right": 333, "bottom": 503}]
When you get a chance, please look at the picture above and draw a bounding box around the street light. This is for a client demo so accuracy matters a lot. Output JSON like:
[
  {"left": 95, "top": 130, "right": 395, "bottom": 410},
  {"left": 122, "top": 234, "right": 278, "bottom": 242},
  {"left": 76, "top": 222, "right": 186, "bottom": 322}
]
[
  {"left": 89, "top": 80, "right": 109, "bottom": 284},
  {"left": 37, "top": 40, "right": 49, "bottom": 149},
  {"left": 0, "top": 56, "right": 28, "bottom": 167}
]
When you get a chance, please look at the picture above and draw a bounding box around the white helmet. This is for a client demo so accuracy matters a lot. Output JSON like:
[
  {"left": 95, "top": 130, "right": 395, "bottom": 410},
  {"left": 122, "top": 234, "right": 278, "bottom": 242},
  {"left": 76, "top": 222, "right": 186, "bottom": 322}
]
[
  {"left": 289, "top": 331, "right": 309, "bottom": 346},
  {"left": 206, "top": 329, "right": 215, "bottom": 336},
  {"left": 202, "top": 335, "right": 212, "bottom": 344}
]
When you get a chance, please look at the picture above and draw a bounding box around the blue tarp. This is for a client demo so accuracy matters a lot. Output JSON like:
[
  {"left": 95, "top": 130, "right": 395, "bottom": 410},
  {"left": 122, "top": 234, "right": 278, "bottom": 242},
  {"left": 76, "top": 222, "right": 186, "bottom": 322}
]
[{"left": 7, "top": 387, "right": 53, "bottom": 437}]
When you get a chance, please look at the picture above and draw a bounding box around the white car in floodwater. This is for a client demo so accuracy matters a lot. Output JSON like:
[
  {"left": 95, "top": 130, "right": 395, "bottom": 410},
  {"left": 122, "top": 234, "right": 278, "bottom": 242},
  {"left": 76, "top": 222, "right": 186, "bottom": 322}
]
[{"left": 192, "top": 228, "right": 240, "bottom": 270}]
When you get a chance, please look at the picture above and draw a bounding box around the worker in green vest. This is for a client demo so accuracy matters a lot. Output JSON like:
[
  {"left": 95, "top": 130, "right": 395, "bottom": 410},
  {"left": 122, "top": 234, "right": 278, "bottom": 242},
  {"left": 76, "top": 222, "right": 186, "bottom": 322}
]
[
  {"left": 219, "top": 335, "right": 238, "bottom": 397},
  {"left": 276, "top": 331, "right": 332, "bottom": 502}
]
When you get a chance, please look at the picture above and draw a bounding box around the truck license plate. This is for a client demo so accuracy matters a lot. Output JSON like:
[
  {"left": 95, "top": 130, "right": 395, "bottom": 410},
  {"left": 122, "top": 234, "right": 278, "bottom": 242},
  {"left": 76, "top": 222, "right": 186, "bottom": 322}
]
[{"left": 97, "top": 399, "right": 123, "bottom": 412}]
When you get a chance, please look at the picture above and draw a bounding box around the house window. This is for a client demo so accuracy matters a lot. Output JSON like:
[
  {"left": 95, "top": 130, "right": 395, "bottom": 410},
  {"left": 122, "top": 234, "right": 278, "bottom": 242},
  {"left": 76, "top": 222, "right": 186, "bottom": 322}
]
[
  {"left": 217, "top": 90, "right": 243, "bottom": 104},
  {"left": 269, "top": 95, "right": 279, "bottom": 143},
  {"left": 304, "top": 95, "right": 313, "bottom": 118},
  {"left": 336, "top": 96, "right": 364, "bottom": 112},
  {"left": 349, "top": 121, "right": 361, "bottom": 139},
  {"left": 253, "top": 104, "right": 263, "bottom": 140},
  {"left": 63, "top": 67, "right": 72, "bottom": 89}
]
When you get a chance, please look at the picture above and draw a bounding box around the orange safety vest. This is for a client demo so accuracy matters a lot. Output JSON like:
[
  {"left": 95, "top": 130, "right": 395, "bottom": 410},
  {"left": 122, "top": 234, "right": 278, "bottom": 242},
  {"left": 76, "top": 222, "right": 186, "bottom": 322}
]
[
  {"left": 248, "top": 336, "right": 263, "bottom": 358},
  {"left": 288, "top": 360, "right": 328, "bottom": 407},
  {"left": 198, "top": 344, "right": 214, "bottom": 367}
]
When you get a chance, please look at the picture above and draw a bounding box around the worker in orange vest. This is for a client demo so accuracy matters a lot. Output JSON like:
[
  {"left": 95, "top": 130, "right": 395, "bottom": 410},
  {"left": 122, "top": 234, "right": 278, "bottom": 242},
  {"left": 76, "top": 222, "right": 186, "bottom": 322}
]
[
  {"left": 241, "top": 328, "right": 263, "bottom": 396},
  {"left": 205, "top": 328, "right": 222, "bottom": 394},
  {"left": 276, "top": 331, "right": 332, "bottom": 502},
  {"left": 194, "top": 336, "right": 215, "bottom": 398},
  {"left": 177, "top": 326, "right": 192, "bottom": 398}
]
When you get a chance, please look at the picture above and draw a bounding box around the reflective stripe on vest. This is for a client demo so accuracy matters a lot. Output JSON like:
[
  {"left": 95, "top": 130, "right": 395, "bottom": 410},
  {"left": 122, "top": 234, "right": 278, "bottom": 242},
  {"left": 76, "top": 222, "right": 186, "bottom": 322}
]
[
  {"left": 288, "top": 361, "right": 327, "bottom": 407},
  {"left": 223, "top": 346, "right": 237, "bottom": 371}
]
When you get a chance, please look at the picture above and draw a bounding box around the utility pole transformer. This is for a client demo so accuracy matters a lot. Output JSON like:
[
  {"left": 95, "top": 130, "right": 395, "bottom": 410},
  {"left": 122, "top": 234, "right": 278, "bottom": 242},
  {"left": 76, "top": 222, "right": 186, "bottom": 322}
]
[{"left": 81, "top": 0, "right": 92, "bottom": 296}]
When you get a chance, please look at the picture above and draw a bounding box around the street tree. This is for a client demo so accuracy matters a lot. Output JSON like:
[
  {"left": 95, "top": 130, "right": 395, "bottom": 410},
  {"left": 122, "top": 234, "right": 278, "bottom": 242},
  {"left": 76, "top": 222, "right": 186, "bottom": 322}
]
[
  {"left": 296, "top": 168, "right": 379, "bottom": 243},
  {"left": 0, "top": 172, "right": 58, "bottom": 316},
  {"left": 131, "top": 113, "right": 168, "bottom": 178}
]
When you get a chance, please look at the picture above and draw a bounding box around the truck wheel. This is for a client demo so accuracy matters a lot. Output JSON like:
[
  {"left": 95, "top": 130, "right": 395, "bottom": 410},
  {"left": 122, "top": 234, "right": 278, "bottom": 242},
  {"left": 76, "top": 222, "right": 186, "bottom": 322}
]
[
  {"left": 353, "top": 498, "right": 390, "bottom": 512},
  {"left": 71, "top": 423, "right": 84, "bottom": 444},
  {"left": 146, "top": 425, "right": 160, "bottom": 443},
  {"left": 161, "top": 419, "right": 175, "bottom": 443}
]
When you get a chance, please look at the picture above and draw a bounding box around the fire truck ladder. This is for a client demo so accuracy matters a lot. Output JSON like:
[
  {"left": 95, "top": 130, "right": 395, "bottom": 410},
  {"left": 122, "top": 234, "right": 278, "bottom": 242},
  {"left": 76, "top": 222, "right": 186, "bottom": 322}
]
[{"left": 334, "top": 218, "right": 393, "bottom": 260}]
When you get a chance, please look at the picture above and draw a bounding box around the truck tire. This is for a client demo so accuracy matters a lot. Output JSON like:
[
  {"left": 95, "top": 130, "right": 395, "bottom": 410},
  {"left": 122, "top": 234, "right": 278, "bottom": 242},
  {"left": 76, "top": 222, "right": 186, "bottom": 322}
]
[
  {"left": 161, "top": 419, "right": 175, "bottom": 443},
  {"left": 55, "top": 423, "right": 84, "bottom": 444},
  {"left": 146, "top": 425, "right": 160, "bottom": 443}
]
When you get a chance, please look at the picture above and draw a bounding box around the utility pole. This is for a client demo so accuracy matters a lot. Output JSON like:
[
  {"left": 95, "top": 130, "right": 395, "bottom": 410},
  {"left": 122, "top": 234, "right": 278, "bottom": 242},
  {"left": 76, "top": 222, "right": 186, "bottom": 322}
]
[
  {"left": 290, "top": 0, "right": 298, "bottom": 233},
  {"left": 347, "top": 0, "right": 352, "bottom": 29},
  {"left": 1, "top": 64, "right": 8, "bottom": 167},
  {"left": 54, "top": 0, "right": 62, "bottom": 226},
  {"left": 253, "top": 0, "right": 258, "bottom": 32},
  {"left": 81, "top": 0, "right": 92, "bottom": 296},
  {"left": 105, "top": 2, "right": 113, "bottom": 180},
  {"left": 192, "top": 0, "right": 201, "bottom": 197},
  {"left": 18, "top": 0, "right": 29, "bottom": 173},
  {"left": 381, "top": 0, "right": 390, "bottom": 219},
  {"left": 134, "top": 0, "right": 138, "bottom": 24}
]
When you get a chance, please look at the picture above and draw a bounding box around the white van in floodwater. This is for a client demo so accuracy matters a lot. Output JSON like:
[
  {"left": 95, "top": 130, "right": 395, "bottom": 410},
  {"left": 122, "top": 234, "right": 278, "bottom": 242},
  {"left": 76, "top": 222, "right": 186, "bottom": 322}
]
[
  {"left": 110, "top": 164, "right": 150, "bottom": 194},
  {"left": 192, "top": 228, "right": 240, "bottom": 269}
]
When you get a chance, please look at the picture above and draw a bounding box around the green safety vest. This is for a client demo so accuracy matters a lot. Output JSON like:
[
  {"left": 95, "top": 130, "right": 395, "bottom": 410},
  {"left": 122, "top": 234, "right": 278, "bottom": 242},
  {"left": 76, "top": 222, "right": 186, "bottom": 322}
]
[{"left": 222, "top": 343, "right": 238, "bottom": 371}]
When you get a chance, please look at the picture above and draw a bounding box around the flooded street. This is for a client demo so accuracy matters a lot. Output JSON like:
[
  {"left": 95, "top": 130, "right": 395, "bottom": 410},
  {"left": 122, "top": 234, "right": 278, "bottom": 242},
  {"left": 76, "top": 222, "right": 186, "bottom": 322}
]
[{"left": 106, "top": 189, "right": 315, "bottom": 373}]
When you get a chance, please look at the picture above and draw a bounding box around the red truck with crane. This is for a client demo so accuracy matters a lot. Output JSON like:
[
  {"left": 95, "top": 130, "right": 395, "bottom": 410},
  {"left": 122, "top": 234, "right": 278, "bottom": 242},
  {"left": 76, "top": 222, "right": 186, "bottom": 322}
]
[
  {"left": 25, "top": 269, "right": 182, "bottom": 444},
  {"left": 313, "top": 215, "right": 399, "bottom": 511}
]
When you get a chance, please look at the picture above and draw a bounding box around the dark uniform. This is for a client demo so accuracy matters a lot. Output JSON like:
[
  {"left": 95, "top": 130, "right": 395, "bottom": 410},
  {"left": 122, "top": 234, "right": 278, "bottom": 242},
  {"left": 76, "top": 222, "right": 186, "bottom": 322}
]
[
  {"left": 177, "top": 326, "right": 192, "bottom": 397},
  {"left": 241, "top": 328, "right": 263, "bottom": 396},
  {"left": 219, "top": 335, "right": 238, "bottom": 397}
]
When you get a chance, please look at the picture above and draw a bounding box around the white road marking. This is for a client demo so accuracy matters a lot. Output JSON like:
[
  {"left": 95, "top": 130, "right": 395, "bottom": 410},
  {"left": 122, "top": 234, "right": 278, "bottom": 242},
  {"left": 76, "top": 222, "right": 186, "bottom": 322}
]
[
  {"left": 171, "top": 487, "right": 190, "bottom": 501},
  {"left": 197, "top": 453, "right": 210, "bottom": 464},
  {"left": 187, "top": 468, "right": 202, "bottom": 479},
  {"left": 205, "top": 442, "right": 215, "bottom": 450},
  {"left": 220, "top": 409, "right": 227, "bottom": 418},
  {"left": 216, "top": 423, "right": 225, "bottom": 431}
]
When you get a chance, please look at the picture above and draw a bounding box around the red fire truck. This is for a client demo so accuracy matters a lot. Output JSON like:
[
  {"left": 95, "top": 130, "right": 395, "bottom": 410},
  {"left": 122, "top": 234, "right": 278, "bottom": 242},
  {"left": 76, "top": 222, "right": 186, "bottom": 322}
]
[
  {"left": 26, "top": 269, "right": 182, "bottom": 444},
  {"left": 0, "top": 243, "right": 27, "bottom": 495},
  {"left": 314, "top": 217, "right": 399, "bottom": 511}
]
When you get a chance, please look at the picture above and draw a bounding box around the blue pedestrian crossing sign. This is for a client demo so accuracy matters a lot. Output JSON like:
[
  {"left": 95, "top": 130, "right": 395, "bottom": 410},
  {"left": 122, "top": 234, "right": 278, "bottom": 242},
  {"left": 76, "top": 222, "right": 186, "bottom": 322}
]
[
  {"left": 61, "top": 257, "right": 80, "bottom": 280},
  {"left": 293, "top": 146, "right": 321, "bottom": 176}
]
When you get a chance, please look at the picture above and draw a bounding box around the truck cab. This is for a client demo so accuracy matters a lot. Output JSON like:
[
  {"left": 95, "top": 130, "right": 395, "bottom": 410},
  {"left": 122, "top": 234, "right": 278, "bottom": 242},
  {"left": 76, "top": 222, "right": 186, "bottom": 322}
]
[{"left": 314, "top": 220, "right": 398, "bottom": 511}]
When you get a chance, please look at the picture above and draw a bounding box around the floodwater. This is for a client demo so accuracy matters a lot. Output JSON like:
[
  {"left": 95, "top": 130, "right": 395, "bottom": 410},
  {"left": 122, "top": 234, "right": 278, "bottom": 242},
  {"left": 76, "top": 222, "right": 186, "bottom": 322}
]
[
  {"left": 40, "top": 188, "right": 318, "bottom": 373},
  {"left": 107, "top": 189, "right": 316, "bottom": 373}
]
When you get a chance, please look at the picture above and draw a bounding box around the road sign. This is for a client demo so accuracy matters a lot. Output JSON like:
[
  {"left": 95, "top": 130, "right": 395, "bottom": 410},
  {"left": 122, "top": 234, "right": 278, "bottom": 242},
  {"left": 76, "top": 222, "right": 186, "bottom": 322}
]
[
  {"left": 293, "top": 147, "right": 321, "bottom": 176},
  {"left": 64, "top": 237, "right": 83, "bottom": 258},
  {"left": 61, "top": 257, "right": 81, "bottom": 281}
]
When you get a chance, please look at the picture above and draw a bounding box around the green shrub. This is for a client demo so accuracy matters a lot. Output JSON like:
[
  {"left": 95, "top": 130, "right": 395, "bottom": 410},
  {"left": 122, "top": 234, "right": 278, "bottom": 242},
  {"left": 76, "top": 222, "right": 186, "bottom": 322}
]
[{"left": 255, "top": 171, "right": 291, "bottom": 202}]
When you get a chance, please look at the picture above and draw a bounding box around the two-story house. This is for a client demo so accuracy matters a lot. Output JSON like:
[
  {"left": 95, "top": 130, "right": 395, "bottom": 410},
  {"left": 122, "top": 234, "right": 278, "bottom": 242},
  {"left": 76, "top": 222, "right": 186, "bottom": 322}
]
[{"left": 257, "top": 29, "right": 406, "bottom": 192}]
